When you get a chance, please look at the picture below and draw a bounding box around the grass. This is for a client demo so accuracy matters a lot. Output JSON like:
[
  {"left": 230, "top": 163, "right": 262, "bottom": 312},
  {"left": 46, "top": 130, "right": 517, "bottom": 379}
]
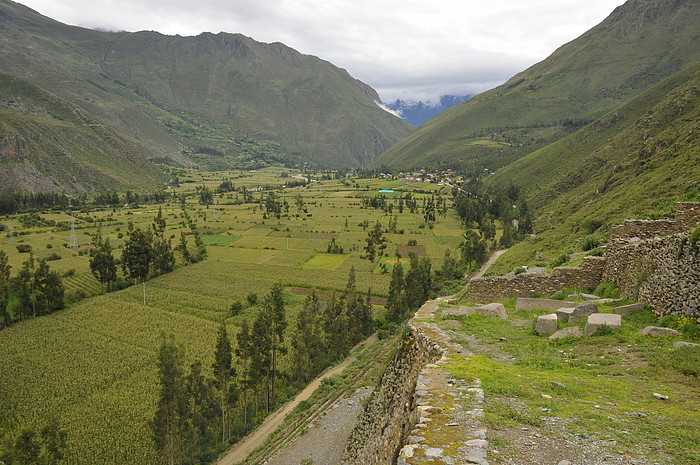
[
  {"left": 302, "top": 253, "right": 348, "bottom": 269},
  {"left": 440, "top": 303, "right": 700, "bottom": 465}
]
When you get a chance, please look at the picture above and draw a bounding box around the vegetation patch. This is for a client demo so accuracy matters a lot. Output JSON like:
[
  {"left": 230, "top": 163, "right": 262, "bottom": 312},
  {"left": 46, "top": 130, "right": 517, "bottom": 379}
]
[{"left": 302, "top": 253, "right": 348, "bottom": 270}]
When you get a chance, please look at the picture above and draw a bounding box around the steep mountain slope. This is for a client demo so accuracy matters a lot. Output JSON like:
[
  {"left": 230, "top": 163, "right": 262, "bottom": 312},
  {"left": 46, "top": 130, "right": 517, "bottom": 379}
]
[
  {"left": 0, "top": 0, "right": 411, "bottom": 171},
  {"left": 371, "top": 0, "right": 700, "bottom": 171},
  {"left": 0, "top": 73, "right": 165, "bottom": 193},
  {"left": 486, "top": 61, "right": 700, "bottom": 273},
  {"left": 386, "top": 95, "right": 472, "bottom": 126}
]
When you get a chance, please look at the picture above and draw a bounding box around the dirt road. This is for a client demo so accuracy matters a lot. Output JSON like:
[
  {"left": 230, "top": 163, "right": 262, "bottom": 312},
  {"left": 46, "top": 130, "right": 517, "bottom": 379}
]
[
  {"left": 216, "top": 333, "right": 377, "bottom": 465},
  {"left": 470, "top": 248, "right": 508, "bottom": 279}
]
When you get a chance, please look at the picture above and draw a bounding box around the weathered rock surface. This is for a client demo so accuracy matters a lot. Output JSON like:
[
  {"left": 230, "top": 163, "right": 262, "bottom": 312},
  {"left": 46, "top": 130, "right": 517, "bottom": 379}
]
[
  {"left": 639, "top": 326, "right": 682, "bottom": 337},
  {"left": 549, "top": 326, "right": 583, "bottom": 340},
  {"left": 555, "top": 307, "right": 575, "bottom": 322},
  {"left": 535, "top": 314, "right": 559, "bottom": 335},
  {"left": 569, "top": 302, "right": 599, "bottom": 324},
  {"left": 613, "top": 303, "right": 645, "bottom": 314},
  {"left": 674, "top": 341, "right": 700, "bottom": 349},
  {"left": 516, "top": 298, "right": 576, "bottom": 311},
  {"left": 584, "top": 313, "right": 621, "bottom": 336},
  {"left": 443, "top": 303, "right": 507, "bottom": 319}
]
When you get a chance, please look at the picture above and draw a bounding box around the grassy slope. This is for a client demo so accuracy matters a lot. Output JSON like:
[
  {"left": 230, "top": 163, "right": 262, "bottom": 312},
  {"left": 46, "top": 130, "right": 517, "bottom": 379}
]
[
  {"left": 486, "top": 62, "right": 700, "bottom": 274},
  {"left": 0, "top": 73, "right": 166, "bottom": 193},
  {"left": 371, "top": 0, "right": 700, "bottom": 171},
  {"left": 0, "top": 0, "right": 412, "bottom": 172}
]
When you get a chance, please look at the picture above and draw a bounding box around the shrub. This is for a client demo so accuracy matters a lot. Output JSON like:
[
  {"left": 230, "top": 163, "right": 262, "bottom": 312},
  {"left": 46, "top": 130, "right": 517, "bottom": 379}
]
[
  {"left": 581, "top": 235, "right": 600, "bottom": 251},
  {"left": 407, "top": 239, "right": 418, "bottom": 246},
  {"left": 593, "top": 282, "right": 621, "bottom": 299},
  {"left": 551, "top": 252, "right": 569, "bottom": 268},
  {"left": 582, "top": 218, "right": 603, "bottom": 234},
  {"left": 514, "top": 267, "right": 526, "bottom": 275},
  {"left": 46, "top": 252, "right": 62, "bottom": 261},
  {"left": 16, "top": 244, "right": 32, "bottom": 253}
]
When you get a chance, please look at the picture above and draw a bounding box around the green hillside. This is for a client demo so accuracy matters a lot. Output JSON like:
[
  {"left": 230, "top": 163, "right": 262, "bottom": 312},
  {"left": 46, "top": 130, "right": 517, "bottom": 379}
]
[
  {"left": 0, "top": 0, "right": 411, "bottom": 174},
  {"left": 485, "top": 61, "right": 700, "bottom": 274},
  {"left": 371, "top": 0, "right": 700, "bottom": 172},
  {"left": 0, "top": 73, "right": 165, "bottom": 193}
]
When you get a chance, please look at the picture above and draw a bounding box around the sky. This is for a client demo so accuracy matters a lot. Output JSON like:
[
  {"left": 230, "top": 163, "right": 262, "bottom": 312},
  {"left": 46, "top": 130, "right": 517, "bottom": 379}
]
[{"left": 16, "top": 0, "right": 625, "bottom": 103}]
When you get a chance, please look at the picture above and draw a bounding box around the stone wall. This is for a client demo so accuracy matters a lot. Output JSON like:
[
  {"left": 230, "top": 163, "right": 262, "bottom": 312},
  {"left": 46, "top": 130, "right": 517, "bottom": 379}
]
[
  {"left": 603, "top": 232, "right": 699, "bottom": 317},
  {"left": 341, "top": 329, "right": 442, "bottom": 464},
  {"left": 611, "top": 202, "right": 700, "bottom": 241},
  {"left": 468, "top": 256, "right": 605, "bottom": 303}
]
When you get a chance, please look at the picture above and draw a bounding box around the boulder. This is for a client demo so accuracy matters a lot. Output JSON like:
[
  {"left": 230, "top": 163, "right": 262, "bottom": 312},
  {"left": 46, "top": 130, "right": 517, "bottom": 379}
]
[
  {"left": 535, "top": 314, "right": 559, "bottom": 336},
  {"left": 569, "top": 302, "right": 599, "bottom": 324},
  {"left": 475, "top": 303, "right": 507, "bottom": 319},
  {"left": 580, "top": 293, "right": 600, "bottom": 301},
  {"left": 555, "top": 307, "right": 575, "bottom": 322},
  {"left": 443, "top": 303, "right": 507, "bottom": 319},
  {"left": 639, "top": 326, "right": 682, "bottom": 337},
  {"left": 516, "top": 298, "right": 576, "bottom": 311},
  {"left": 549, "top": 326, "right": 583, "bottom": 340},
  {"left": 674, "top": 341, "right": 700, "bottom": 349},
  {"left": 584, "top": 313, "right": 621, "bottom": 336},
  {"left": 613, "top": 303, "right": 645, "bottom": 314}
]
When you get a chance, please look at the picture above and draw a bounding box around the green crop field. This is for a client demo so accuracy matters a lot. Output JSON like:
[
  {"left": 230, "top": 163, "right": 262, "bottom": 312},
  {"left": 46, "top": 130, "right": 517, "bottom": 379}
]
[{"left": 0, "top": 169, "right": 468, "bottom": 464}]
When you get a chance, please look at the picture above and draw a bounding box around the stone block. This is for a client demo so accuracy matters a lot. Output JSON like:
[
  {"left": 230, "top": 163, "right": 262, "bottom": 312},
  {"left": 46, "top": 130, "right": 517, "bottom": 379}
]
[
  {"left": 613, "top": 303, "right": 645, "bottom": 314},
  {"left": 475, "top": 303, "right": 507, "bottom": 319},
  {"left": 580, "top": 293, "right": 600, "bottom": 301},
  {"left": 535, "top": 314, "right": 559, "bottom": 336},
  {"left": 584, "top": 313, "right": 621, "bottom": 336},
  {"left": 516, "top": 298, "right": 576, "bottom": 311},
  {"left": 674, "top": 341, "right": 700, "bottom": 349},
  {"left": 555, "top": 307, "right": 575, "bottom": 322},
  {"left": 639, "top": 326, "right": 682, "bottom": 337},
  {"left": 549, "top": 326, "right": 583, "bottom": 340},
  {"left": 442, "top": 306, "right": 478, "bottom": 318},
  {"left": 568, "top": 301, "right": 599, "bottom": 324}
]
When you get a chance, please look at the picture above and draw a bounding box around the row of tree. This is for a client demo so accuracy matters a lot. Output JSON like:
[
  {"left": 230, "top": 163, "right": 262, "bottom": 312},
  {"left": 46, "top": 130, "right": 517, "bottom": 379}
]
[
  {"left": 0, "top": 251, "right": 65, "bottom": 329},
  {"left": 152, "top": 271, "right": 374, "bottom": 465}
]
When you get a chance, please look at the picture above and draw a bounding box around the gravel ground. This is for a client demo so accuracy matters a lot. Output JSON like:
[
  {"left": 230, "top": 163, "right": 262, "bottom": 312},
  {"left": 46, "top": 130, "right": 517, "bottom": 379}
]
[{"left": 264, "top": 387, "right": 373, "bottom": 465}]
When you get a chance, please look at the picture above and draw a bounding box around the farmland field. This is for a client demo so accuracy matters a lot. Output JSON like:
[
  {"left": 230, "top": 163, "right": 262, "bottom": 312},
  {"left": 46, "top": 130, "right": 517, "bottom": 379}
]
[{"left": 0, "top": 168, "right": 467, "bottom": 464}]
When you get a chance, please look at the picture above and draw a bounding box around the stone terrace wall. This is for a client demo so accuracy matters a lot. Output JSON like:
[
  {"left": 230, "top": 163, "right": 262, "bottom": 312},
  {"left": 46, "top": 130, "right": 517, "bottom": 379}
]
[
  {"left": 603, "top": 232, "right": 700, "bottom": 317},
  {"left": 468, "top": 256, "right": 605, "bottom": 303},
  {"left": 341, "top": 330, "right": 442, "bottom": 465},
  {"left": 611, "top": 202, "right": 700, "bottom": 241}
]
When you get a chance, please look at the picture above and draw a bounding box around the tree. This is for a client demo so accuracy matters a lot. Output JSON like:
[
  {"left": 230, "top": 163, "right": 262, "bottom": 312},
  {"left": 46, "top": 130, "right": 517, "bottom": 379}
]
[
  {"left": 212, "top": 324, "right": 235, "bottom": 446},
  {"left": 290, "top": 291, "right": 325, "bottom": 384},
  {"left": 89, "top": 230, "right": 117, "bottom": 291},
  {"left": 14, "top": 429, "right": 40, "bottom": 465},
  {"left": 461, "top": 230, "right": 487, "bottom": 272},
  {"left": 175, "top": 232, "right": 191, "bottom": 264},
  {"left": 263, "top": 284, "right": 287, "bottom": 410},
  {"left": 0, "top": 251, "right": 11, "bottom": 328},
  {"left": 386, "top": 260, "right": 405, "bottom": 323},
  {"left": 122, "top": 226, "right": 154, "bottom": 304},
  {"left": 185, "top": 361, "right": 216, "bottom": 463},
  {"left": 364, "top": 221, "right": 387, "bottom": 263},
  {"left": 153, "top": 334, "right": 188, "bottom": 465},
  {"left": 39, "top": 418, "right": 68, "bottom": 464}
]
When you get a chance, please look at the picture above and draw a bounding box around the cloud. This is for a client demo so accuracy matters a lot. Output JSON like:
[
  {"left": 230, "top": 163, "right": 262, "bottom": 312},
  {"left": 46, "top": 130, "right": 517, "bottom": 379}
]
[{"left": 16, "top": 0, "right": 624, "bottom": 101}]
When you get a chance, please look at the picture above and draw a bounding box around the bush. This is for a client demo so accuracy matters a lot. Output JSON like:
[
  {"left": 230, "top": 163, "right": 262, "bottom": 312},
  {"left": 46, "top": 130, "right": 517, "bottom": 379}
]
[
  {"left": 407, "top": 239, "right": 418, "bottom": 246},
  {"left": 16, "top": 244, "right": 32, "bottom": 253},
  {"left": 46, "top": 252, "right": 62, "bottom": 261},
  {"left": 582, "top": 218, "right": 603, "bottom": 234},
  {"left": 580, "top": 235, "right": 600, "bottom": 251},
  {"left": 514, "top": 267, "right": 526, "bottom": 275},
  {"left": 551, "top": 252, "right": 569, "bottom": 268},
  {"left": 593, "top": 282, "right": 621, "bottom": 299}
]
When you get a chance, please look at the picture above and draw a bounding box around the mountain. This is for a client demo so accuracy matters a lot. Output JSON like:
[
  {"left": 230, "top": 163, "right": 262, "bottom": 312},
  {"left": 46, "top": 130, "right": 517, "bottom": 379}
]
[
  {"left": 371, "top": 0, "right": 700, "bottom": 172},
  {"left": 486, "top": 61, "right": 700, "bottom": 274},
  {"left": 0, "top": 73, "right": 165, "bottom": 193},
  {"left": 386, "top": 95, "right": 472, "bottom": 126},
  {"left": 0, "top": 0, "right": 412, "bottom": 181}
]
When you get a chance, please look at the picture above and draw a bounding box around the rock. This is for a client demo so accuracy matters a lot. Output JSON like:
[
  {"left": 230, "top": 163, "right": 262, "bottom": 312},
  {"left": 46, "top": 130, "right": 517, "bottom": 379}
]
[
  {"left": 558, "top": 461, "right": 573, "bottom": 465},
  {"left": 466, "top": 439, "right": 488, "bottom": 448},
  {"left": 674, "top": 341, "right": 700, "bottom": 349},
  {"left": 516, "top": 298, "right": 576, "bottom": 311},
  {"left": 580, "top": 293, "right": 600, "bottom": 301},
  {"left": 555, "top": 307, "right": 575, "bottom": 322},
  {"left": 569, "top": 302, "right": 599, "bottom": 324},
  {"left": 551, "top": 382, "right": 565, "bottom": 388},
  {"left": 541, "top": 394, "right": 553, "bottom": 399},
  {"left": 639, "top": 326, "right": 682, "bottom": 337},
  {"left": 549, "top": 326, "right": 583, "bottom": 340},
  {"left": 652, "top": 392, "right": 669, "bottom": 400},
  {"left": 398, "top": 445, "right": 416, "bottom": 459},
  {"left": 535, "top": 314, "right": 559, "bottom": 335},
  {"left": 442, "top": 306, "right": 479, "bottom": 317},
  {"left": 550, "top": 290, "right": 564, "bottom": 298},
  {"left": 425, "top": 447, "right": 444, "bottom": 458},
  {"left": 475, "top": 302, "right": 508, "bottom": 319},
  {"left": 584, "top": 313, "right": 621, "bottom": 336},
  {"left": 613, "top": 303, "right": 645, "bottom": 314}
]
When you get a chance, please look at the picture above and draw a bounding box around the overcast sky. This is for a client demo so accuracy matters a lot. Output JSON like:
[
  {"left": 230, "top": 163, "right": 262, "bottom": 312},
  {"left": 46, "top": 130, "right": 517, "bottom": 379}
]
[{"left": 16, "top": 0, "right": 625, "bottom": 103}]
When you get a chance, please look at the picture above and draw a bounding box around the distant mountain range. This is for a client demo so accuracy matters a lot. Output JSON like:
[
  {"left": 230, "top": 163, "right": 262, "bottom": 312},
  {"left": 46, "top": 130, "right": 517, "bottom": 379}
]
[
  {"left": 0, "top": 0, "right": 412, "bottom": 193},
  {"left": 372, "top": 0, "right": 700, "bottom": 173},
  {"left": 385, "top": 96, "right": 472, "bottom": 126}
]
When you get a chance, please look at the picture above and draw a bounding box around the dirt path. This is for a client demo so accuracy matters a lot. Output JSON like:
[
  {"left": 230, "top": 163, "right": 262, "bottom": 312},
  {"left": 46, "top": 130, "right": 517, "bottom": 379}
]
[
  {"left": 470, "top": 248, "right": 508, "bottom": 279},
  {"left": 216, "top": 334, "right": 377, "bottom": 465}
]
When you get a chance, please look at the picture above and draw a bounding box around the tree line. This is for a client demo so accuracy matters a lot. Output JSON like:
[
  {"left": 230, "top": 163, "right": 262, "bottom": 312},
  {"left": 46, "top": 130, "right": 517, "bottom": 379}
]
[{"left": 152, "top": 271, "right": 374, "bottom": 465}]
